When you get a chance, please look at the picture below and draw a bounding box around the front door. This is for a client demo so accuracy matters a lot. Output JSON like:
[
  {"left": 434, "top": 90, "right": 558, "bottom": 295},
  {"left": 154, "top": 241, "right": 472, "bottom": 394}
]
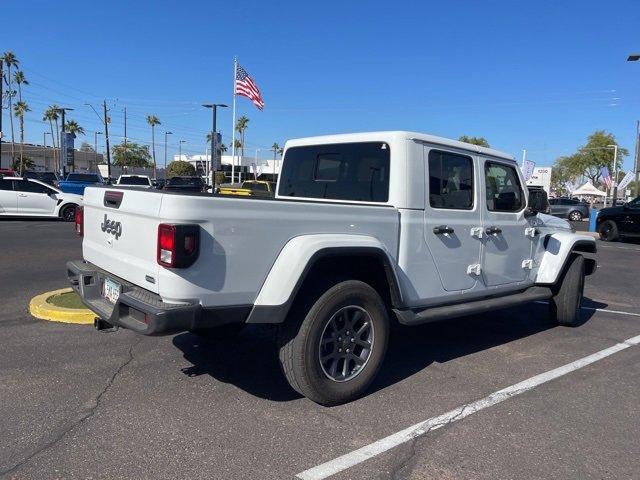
[
  {"left": 0, "top": 180, "right": 17, "bottom": 214},
  {"left": 15, "top": 180, "right": 57, "bottom": 215},
  {"left": 423, "top": 147, "right": 482, "bottom": 291},
  {"left": 481, "top": 159, "right": 530, "bottom": 286}
]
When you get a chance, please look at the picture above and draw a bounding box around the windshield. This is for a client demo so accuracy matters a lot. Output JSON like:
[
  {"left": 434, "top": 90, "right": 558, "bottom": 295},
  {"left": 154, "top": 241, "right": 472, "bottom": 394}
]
[
  {"left": 118, "top": 176, "right": 150, "bottom": 185},
  {"left": 629, "top": 196, "right": 640, "bottom": 207},
  {"left": 167, "top": 177, "right": 204, "bottom": 186},
  {"left": 67, "top": 173, "right": 101, "bottom": 183}
]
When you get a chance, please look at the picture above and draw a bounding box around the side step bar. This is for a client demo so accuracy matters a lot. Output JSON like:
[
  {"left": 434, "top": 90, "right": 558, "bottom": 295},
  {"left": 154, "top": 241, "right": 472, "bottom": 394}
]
[{"left": 394, "top": 286, "right": 553, "bottom": 325}]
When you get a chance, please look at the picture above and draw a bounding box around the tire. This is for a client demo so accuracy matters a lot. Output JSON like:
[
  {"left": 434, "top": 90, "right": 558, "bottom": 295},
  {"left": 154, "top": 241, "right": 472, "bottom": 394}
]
[
  {"left": 60, "top": 204, "right": 77, "bottom": 222},
  {"left": 550, "top": 255, "right": 585, "bottom": 327},
  {"left": 568, "top": 210, "right": 583, "bottom": 221},
  {"left": 278, "top": 280, "right": 389, "bottom": 406},
  {"left": 190, "top": 323, "right": 245, "bottom": 340},
  {"left": 597, "top": 220, "right": 619, "bottom": 242}
]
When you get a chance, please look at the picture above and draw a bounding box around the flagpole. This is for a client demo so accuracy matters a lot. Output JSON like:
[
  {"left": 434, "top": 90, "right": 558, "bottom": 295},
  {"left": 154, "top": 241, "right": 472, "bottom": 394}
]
[{"left": 231, "top": 57, "right": 238, "bottom": 184}]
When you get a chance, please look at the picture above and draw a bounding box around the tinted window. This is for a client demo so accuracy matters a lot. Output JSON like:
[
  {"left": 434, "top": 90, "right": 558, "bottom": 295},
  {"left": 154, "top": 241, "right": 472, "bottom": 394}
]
[
  {"left": 67, "top": 173, "right": 101, "bottom": 183},
  {"left": 549, "top": 199, "right": 558, "bottom": 205},
  {"left": 16, "top": 180, "right": 53, "bottom": 194},
  {"left": 167, "top": 177, "right": 204, "bottom": 186},
  {"left": 428, "top": 150, "right": 474, "bottom": 209},
  {"left": 118, "top": 176, "right": 150, "bottom": 185},
  {"left": 485, "top": 162, "right": 525, "bottom": 212},
  {"left": 278, "top": 142, "right": 390, "bottom": 202},
  {"left": 0, "top": 180, "right": 13, "bottom": 191}
]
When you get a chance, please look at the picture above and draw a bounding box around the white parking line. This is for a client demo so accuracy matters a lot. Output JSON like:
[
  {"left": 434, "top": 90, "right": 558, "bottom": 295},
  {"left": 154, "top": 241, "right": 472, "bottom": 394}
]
[
  {"left": 297, "top": 333, "right": 640, "bottom": 480},
  {"left": 598, "top": 244, "right": 640, "bottom": 252}
]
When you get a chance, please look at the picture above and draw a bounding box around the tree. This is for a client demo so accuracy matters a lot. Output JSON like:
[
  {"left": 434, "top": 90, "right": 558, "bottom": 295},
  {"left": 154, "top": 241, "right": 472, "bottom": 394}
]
[
  {"left": 43, "top": 105, "right": 60, "bottom": 171},
  {"left": 64, "top": 120, "right": 85, "bottom": 136},
  {"left": 233, "top": 139, "right": 242, "bottom": 151},
  {"left": 235, "top": 115, "right": 249, "bottom": 157},
  {"left": 146, "top": 115, "right": 161, "bottom": 178},
  {"left": 13, "top": 101, "right": 30, "bottom": 174},
  {"left": 220, "top": 143, "right": 228, "bottom": 153},
  {"left": 166, "top": 160, "right": 196, "bottom": 177},
  {"left": 112, "top": 141, "right": 152, "bottom": 168},
  {"left": 1, "top": 51, "right": 19, "bottom": 162},
  {"left": 13, "top": 70, "right": 28, "bottom": 102},
  {"left": 11, "top": 156, "right": 34, "bottom": 171},
  {"left": 458, "top": 135, "right": 490, "bottom": 147},
  {"left": 553, "top": 130, "right": 628, "bottom": 187},
  {"left": 79, "top": 142, "right": 95, "bottom": 152}
]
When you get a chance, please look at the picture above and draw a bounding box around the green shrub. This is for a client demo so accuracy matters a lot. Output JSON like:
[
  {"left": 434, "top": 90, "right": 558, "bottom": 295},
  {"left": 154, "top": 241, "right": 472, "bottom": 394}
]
[{"left": 166, "top": 160, "right": 196, "bottom": 178}]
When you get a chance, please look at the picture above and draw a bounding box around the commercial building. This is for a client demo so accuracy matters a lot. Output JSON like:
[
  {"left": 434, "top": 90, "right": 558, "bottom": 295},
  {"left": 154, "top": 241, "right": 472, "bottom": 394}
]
[{"left": 0, "top": 141, "right": 103, "bottom": 172}]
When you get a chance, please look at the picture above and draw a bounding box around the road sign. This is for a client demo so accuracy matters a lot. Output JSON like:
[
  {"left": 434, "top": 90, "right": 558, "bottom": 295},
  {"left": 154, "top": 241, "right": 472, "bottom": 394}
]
[{"left": 60, "top": 132, "right": 75, "bottom": 167}]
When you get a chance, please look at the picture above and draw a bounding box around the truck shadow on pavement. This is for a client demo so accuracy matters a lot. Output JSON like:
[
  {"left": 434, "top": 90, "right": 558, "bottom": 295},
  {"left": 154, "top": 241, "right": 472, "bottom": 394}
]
[{"left": 172, "top": 298, "right": 603, "bottom": 404}]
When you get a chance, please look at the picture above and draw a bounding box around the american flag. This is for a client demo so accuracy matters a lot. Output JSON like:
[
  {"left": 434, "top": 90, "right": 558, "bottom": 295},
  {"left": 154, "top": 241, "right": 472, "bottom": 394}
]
[
  {"left": 235, "top": 64, "right": 265, "bottom": 110},
  {"left": 600, "top": 166, "right": 612, "bottom": 188}
]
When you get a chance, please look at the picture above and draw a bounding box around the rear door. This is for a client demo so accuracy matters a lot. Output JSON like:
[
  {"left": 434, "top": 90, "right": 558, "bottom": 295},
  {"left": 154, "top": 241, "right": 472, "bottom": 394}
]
[
  {"left": 0, "top": 180, "right": 17, "bottom": 214},
  {"left": 481, "top": 159, "right": 530, "bottom": 286},
  {"left": 15, "top": 180, "right": 58, "bottom": 215},
  {"left": 423, "top": 148, "right": 482, "bottom": 291}
]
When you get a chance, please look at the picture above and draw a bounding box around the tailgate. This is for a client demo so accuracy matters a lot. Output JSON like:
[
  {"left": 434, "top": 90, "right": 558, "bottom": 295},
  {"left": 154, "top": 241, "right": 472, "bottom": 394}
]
[{"left": 82, "top": 187, "right": 162, "bottom": 294}]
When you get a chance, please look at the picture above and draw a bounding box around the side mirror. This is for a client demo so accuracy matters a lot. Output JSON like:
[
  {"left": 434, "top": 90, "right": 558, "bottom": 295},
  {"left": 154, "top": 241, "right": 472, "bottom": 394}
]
[{"left": 527, "top": 189, "right": 549, "bottom": 215}]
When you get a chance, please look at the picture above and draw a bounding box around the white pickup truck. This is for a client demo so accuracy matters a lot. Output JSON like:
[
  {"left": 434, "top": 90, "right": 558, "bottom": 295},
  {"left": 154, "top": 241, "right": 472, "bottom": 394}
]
[{"left": 68, "top": 131, "right": 596, "bottom": 405}]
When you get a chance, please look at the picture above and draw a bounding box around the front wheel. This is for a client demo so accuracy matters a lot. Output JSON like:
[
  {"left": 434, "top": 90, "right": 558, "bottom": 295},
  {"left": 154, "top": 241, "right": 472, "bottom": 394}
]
[
  {"left": 550, "top": 255, "right": 585, "bottom": 327},
  {"left": 598, "top": 220, "right": 619, "bottom": 241},
  {"left": 60, "top": 204, "right": 77, "bottom": 222},
  {"left": 278, "top": 280, "right": 389, "bottom": 406}
]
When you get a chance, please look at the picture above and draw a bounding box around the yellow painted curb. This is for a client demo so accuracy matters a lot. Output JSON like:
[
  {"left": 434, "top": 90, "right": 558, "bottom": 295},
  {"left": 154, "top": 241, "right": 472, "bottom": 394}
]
[{"left": 29, "top": 288, "right": 95, "bottom": 325}]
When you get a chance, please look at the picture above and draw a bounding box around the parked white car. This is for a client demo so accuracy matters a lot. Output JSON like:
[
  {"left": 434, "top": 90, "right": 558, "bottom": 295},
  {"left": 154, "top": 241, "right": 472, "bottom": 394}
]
[
  {"left": 68, "top": 131, "right": 597, "bottom": 405},
  {"left": 0, "top": 177, "right": 82, "bottom": 221},
  {"left": 115, "top": 175, "right": 153, "bottom": 189}
]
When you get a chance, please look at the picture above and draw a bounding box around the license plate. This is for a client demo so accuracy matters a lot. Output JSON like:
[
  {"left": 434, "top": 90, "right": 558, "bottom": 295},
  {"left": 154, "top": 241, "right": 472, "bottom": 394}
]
[{"left": 103, "top": 277, "right": 121, "bottom": 304}]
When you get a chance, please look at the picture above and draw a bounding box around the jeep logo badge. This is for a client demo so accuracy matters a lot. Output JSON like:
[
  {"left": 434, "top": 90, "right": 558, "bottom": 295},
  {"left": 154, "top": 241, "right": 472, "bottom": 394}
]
[{"left": 101, "top": 214, "right": 122, "bottom": 239}]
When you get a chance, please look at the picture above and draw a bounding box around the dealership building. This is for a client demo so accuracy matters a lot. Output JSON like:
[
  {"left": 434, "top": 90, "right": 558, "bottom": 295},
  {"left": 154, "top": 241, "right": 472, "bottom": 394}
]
[{"left": 0, "top": 141, "right": 103, "bottom": 172}]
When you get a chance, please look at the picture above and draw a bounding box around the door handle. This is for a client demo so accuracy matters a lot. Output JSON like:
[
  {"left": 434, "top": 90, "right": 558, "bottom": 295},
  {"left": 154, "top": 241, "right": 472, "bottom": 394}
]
[
  {"left": 485, "top": 226, "right": 502, "bottom": 235},
  {"left": 433, "top": 225, "right": 455, "bottom": 235},
  {"left": 18, "top": 194, "right": 27, "bottom": 197}
]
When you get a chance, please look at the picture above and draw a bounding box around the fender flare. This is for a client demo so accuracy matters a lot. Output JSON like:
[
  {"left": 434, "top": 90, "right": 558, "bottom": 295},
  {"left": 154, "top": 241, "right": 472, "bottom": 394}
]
[
  {"left": 246, "top": 234, "right": 401, "bottom": 324},
  {"left": 536, "top": 232, "right": 597, "bottom": 285}
]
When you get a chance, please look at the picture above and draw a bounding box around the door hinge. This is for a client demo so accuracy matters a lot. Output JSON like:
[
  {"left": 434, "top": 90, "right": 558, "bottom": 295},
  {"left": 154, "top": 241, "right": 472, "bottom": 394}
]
[
  {"left": 522, "top": 259, "right": 533, "bottom": 270},
  {"left": 524, "top": 227, "right": 538, "bottom": 238},
  {"left": 470, "top": 227, "right": 483, "bottom": 238},
  {"left": 467, "top": 264, "right": 482, "bottom": 276}
]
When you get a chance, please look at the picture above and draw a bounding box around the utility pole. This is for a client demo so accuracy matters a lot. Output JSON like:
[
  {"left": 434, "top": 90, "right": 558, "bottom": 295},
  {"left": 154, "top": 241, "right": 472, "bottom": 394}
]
[
  {"left": 164, "top": 131, "right": 173, "bottom": 179},
  {"left": 103, "top": 100, "right": 112, "bottom": 181},
  {"left": 635, "top": 120, "right": 640, "bottom": 198},
  {"left": 0, "top": 59, "right": 3, "bottom": 169},
  {"left": 94, "top": 131, "right": 103, "bottom": 172},
  {"left": 123, "top": 106, "right": 127, "bottom": 169},
  {"left": 610, "top": 144, "right": 619, "bottom": 204}
]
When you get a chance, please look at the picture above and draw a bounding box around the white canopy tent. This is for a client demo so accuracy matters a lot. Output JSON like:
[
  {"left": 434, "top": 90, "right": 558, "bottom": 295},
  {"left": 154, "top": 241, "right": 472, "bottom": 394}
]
[{"left": 571, "top": 182, "right": 606, "bottom": 197}]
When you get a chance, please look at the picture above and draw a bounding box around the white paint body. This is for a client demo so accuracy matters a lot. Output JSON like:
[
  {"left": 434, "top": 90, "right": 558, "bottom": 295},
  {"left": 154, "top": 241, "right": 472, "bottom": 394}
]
[
  {"left": 79, "top": 131, "right": 594, "bottom": 309},
  {"left": 0, "top": 177, "right": 82, "bottom": 218}
]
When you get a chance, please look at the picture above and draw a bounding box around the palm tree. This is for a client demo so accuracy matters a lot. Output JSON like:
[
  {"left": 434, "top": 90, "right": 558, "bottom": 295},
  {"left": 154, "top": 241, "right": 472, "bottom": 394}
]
[
  {"left": 64, "top": 120, "right": 85, "bottom": 136},
  {"left": 1, "top": 51, "right": 19, "bottom": 163},
  {"left": 13, "top": 101, "right": 30, "bottom": 174},
  {"left": 233, "top": 139, "right": 242, "bottom": 152},
  {"left": 235, "top": 115, "right": 249, "bottom": 158},
  {"left": 146, "top": 115, "right": 161, "bottom": 178},
  {"left": 43, "top": 105, "right": 60, "bottom": 171},
  {"left": 271, "top": 142, "right": 283, "bottom": 175},
  {"left": 220, "top": 143, "right": 227, "bottom": 154},
  {"left": 13, "top": 70, "right": 28, "bottom": 102}
]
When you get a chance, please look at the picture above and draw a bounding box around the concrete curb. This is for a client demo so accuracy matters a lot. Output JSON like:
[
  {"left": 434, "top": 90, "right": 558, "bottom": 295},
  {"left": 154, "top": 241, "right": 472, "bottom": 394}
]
[{"left": 29, "top": 288, "right": 94, "bottom": 325}]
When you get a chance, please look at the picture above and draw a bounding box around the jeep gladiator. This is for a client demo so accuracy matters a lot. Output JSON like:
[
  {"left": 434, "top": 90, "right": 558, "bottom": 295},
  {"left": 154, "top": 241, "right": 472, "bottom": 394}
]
[{"left": 67, "top": 131, "right": 596, "bottom": 405}]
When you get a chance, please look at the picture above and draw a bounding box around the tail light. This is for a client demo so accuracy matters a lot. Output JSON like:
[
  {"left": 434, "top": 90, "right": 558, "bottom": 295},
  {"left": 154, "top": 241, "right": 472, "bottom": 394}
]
[
  {"left": 157, "top": 223, "right": 200, "bottom": 268},
  {"left": 74, "top": 206, "right": 84, "bottom": 236}
]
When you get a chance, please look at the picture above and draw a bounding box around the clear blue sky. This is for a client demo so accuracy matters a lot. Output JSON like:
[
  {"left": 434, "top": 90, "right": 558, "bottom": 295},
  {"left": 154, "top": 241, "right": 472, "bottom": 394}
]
[{"left": 2, "top": 0, "right": 640, "bottom": 169}]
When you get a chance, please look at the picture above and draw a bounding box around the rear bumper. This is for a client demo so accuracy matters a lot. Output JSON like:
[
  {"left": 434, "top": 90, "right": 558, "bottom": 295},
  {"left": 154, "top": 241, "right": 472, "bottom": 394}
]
[{"left": 66, "top": 260, "right": 201, "bottom": 335}]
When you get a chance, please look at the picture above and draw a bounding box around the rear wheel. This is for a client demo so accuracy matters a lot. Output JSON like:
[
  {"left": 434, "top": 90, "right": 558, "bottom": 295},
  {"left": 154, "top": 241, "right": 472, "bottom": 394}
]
[
  {"left": 568, "top": 210, "right": 583, "bottom": 221},
  {"left": 550, "top": 255, "right": 585, "bottom": 327},
  {"left": 597, "top": 220, "right": 619, "bottom": 241},
  {"left": 278, "top": 280, "right": 389, "bottom": 406},
  {"left": 60, "top": 204, "right": 77, "bottom": 222}
]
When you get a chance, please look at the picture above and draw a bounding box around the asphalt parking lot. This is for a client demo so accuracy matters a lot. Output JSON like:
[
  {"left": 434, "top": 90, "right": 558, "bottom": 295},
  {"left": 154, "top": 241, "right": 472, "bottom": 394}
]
[{"left": 1, "top": 220, "right": 639, "bottom": 479}]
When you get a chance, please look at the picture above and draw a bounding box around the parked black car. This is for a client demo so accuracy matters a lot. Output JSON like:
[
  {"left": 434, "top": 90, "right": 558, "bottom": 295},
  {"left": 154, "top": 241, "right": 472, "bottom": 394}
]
[
  {"left": 596, "top": 196, "right": 640, "bottom": 241},
  {"left": 164, "top": 176, "right": 206, "bottom": 193},
  {"left": 549, "top": 197, "right": 590, "bottom": 221}
]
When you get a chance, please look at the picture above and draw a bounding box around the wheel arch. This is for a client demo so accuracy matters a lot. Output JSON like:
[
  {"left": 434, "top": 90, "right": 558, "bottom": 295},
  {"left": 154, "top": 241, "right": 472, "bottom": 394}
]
[
  {"left": 58, "top": 201, "right": 79, "bottom": 218},
  {"left": 246, "top": 235, "right": 402, "bottom": 324},
  {"left": 536, "top": 233, "right": 597, "bottom": 284}
]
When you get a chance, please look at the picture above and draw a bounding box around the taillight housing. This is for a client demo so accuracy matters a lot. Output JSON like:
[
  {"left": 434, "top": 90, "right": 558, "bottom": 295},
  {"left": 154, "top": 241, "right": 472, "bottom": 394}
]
[
  {"left": 157, "top": 223, "right": 200, "bottom": 268},
  {"left": 74, "top": 206, "right": 84, "bottom": 236}
]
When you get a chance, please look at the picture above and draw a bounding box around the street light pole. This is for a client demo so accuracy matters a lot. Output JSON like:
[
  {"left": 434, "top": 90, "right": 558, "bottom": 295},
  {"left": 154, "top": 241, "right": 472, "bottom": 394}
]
[
  {"left": 0, "top": 59, "right": 3, "bottom": 168},
  {"left": 608, "top": 144, "right": 618, "bottom": 204},
  {"left": 626, "top": 54, "right": 640, "bottom": 196},
  {"left": 202, "top": 103, "right": 228, "bottom": 189},
  {"left": 94, "top": 131, "right": 103, "bottom": 173},
  {"left": 164, "top": 131, "right": 173, "bottom": 178},
  {"left": 44, "top": 132, "right": 51, "bottom": 170},
  {"left": 179, "top": 140, "right": 186, "bottom": 160}
]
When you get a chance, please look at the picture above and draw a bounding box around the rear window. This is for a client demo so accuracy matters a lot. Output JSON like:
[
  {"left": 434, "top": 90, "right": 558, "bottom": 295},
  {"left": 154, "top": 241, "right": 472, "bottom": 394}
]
[
  {"left": 118, "top": 176, "right": 150, "bottom": 186},
  {"left": 278, "top": 142, "right": 390, "bottom": 202},
  {"left": 167, "top": 177, "right": 204, "bottom": 186},
  {"left": 67, "top": 174, "right": 101, "bottom": 183}
]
